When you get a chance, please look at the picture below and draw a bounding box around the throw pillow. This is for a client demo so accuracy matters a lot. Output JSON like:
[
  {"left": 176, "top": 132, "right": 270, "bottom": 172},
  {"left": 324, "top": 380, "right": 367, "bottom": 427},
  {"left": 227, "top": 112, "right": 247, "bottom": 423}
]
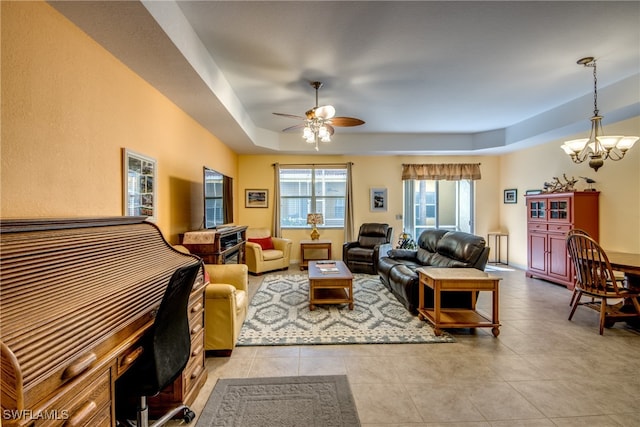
[{"left": 248, "top": 237, "right": 274, "bottom": 250}]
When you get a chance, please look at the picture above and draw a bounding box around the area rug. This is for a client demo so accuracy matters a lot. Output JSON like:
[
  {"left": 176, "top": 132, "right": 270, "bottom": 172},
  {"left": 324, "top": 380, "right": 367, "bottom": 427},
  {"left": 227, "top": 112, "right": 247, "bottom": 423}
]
[
  {"left": 237, "top": 273, "right": 454, "bottom": 345},
  {"left": 195, "top": 375, "right": 361, "bottom": 427}
]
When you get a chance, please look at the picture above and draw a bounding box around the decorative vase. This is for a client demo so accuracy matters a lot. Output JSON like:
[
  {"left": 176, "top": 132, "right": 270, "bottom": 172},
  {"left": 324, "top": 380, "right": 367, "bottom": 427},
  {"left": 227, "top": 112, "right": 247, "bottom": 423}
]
[{"left": 310, "top": 225, "right": 320, "bottom": 240}]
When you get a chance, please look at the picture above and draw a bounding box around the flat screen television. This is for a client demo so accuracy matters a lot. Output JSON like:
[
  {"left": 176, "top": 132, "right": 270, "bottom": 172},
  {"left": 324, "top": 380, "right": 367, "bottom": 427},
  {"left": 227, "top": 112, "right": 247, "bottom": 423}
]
[{"left": 203, "top": 166, "right": 233, "bottom": 229}]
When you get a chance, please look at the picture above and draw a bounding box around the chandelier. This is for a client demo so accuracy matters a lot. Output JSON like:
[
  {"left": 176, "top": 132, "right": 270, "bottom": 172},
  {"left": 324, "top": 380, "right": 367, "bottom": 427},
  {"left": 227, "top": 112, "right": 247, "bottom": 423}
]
[{"left": 560, "top": 57, "right": 638, "bottom": 172}]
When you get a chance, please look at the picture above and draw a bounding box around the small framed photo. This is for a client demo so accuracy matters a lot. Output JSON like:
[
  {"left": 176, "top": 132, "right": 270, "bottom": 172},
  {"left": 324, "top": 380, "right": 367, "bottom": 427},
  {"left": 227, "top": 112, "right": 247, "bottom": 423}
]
[
  {"left": 503, "top": 189, "right": 517, "bottom": 204},
  {"left": 525, "top": 189, "right": 542, "bottom": 195},
  {"left": 245, "top": 189, "right": 268, "bottom": 208},
  {"left": 370, "top": 188, "right": 388, "bottom": 212},
  {"left": 123, "top": 148, "right": 157, "bottom": 222}
]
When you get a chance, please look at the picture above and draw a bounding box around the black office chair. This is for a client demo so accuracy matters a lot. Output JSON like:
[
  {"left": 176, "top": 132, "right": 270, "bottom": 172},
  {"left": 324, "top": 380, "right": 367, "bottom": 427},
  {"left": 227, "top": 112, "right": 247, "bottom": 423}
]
[{"left": 116, "top": 262, "right": 202, "bottom": 427}]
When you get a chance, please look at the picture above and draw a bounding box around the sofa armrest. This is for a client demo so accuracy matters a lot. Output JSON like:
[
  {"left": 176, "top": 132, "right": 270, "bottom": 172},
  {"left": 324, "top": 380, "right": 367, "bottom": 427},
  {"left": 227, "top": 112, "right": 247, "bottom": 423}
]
[
  {"left": 272, "top": 237, "right": 292, "bottom": 259},
  {"left": 204, "top": 264, "right": 249, "bottom": 292},
  {"left": 387, "top": 248, "right": 418, "bottom": 261},
  {"left": 342, "top": 241, "right": 360, "bottom": 261},
  {"left": 377, "top": 243, "right": 393, "bottom": 258},
  {"left": 473, "top": 246, "right": 491, "bottom": 270},
  {"left": 205, "top": 283, "right": 237, "bottom": 299}
]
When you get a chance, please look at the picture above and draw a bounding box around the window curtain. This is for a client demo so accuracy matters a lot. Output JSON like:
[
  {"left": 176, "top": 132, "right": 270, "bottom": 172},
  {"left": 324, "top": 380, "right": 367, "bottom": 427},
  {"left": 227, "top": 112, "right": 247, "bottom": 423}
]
[
  {"left": 272, "top": 163, "right": 281, "bottom": 237},
  {"left": 223, "top": 175, "right": 233, "bottom": 225},
  {"left": 403, "top": 180, "right": 416, "bottom": 238},
  {"left": 344, "top": 163, "right": 354, "bottom": 242},
  {"left": 401, "top": 163, "right": 481, "bottom": 181}
]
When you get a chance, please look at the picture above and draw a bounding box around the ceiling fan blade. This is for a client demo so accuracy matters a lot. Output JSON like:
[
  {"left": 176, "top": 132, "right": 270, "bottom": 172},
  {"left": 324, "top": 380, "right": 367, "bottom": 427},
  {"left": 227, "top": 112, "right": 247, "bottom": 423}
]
[
  {"left": 329, "top": 117, "right": 365, "bottom": 127},
  {"left": 314, "top": 105, "right": 336, "bottom": 120},
  {"left": 281, "top": 123, "right": 305, "bottom": 132},
  {"left": 326, "top": 124, "right": 335, "bottom": 135},
  {"left": 273, "top": 112, "right": 306, "bottom": 120}
]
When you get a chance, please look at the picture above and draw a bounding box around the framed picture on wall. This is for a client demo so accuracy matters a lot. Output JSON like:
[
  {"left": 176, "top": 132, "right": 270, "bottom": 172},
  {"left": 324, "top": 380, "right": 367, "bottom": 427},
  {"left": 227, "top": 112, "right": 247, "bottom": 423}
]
[
  {"left": 245, "top": 189, "right": 268, "bottom": 208},
  {"left": 503, "top": 189, "right": 517, "bottom": 204},
  {"left": 370, "top": 188, "right": 388, "bottom": 212},
  {"left": 123, "top": 148, "right": 157, "bottom": 222}
]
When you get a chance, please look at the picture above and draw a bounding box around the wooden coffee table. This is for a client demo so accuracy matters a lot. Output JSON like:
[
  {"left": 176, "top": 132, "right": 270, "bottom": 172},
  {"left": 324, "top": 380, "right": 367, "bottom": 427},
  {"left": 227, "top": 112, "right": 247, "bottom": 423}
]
[
  {"left": 417, "top": 267, "right": 502, "bottom": 337},
  {"left": 308, "top": 260, "right": 354, "bottom": 310}
]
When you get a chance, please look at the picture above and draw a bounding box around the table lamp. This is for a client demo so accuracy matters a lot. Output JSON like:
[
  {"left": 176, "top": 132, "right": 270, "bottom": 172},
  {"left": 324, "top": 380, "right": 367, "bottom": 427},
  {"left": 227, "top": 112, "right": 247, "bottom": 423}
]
[{"left": 306, "top": 213, "right": 324, "bottom": 240}]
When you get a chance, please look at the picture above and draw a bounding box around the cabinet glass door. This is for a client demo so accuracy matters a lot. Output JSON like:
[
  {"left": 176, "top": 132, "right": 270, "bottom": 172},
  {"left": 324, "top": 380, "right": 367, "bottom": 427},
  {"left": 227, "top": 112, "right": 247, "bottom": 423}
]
[
  {"left": 548, "top": 198, "right": 570, "bottom": 221},
  {"left": 528, "top": 200, "right": 546, "bottom": 220}
]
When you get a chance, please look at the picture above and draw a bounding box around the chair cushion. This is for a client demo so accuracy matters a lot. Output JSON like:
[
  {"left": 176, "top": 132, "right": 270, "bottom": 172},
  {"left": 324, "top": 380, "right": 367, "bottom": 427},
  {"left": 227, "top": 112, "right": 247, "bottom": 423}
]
[
  {"left": 248, "top": 237, "right": 274, "bottom": 250},
  {"left": 262, "top": 249, "right": 284, "bottom": 261},
  {"left": 346, "top": 246, "right": 375, "bottom": 263}
]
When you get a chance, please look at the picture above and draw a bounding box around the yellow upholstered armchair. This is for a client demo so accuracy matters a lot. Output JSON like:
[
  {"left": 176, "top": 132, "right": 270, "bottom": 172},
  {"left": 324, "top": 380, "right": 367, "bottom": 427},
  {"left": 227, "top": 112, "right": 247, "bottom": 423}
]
[
  {"left": 173, "top": 245, "right": 248, "bottom": 356},
  {"left": 245, "top": 228, "right": 292, "bottom": 275},
  {"left": 203, "top": 263, "right": 248, "bottom": 355}
]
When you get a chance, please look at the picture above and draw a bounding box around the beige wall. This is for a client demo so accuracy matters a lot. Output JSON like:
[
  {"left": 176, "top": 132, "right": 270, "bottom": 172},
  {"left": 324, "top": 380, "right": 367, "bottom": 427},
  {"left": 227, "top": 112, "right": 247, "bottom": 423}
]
[
  {"left": 237, "top": 154, "right": 501, "bottom": 263},
  {"left": 1, "top": 2, "right": 238, "bottom": 243}
]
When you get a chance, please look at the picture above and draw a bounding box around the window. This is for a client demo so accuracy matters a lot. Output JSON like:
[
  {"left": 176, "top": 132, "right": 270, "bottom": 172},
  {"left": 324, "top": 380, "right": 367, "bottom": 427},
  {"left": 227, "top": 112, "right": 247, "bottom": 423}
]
[
  {"left": 279, "top": 167, "right": 347, "bottom": 228},
  {"left": 404, "top": 179, "right": 474, "bottom": 237}
]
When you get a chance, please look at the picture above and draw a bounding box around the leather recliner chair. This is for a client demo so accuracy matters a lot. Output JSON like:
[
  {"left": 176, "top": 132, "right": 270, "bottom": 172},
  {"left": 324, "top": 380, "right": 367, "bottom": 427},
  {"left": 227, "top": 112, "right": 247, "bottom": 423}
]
[
  {"left": 343, "top": 223, "right": 393, "bottom": 274},
  {"left": 378, "top": 229, "right": 489, "bottom": 313}
]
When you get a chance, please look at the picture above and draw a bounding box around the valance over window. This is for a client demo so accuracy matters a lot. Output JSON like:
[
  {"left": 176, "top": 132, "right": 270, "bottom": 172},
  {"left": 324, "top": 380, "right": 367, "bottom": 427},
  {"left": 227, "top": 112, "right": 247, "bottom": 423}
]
[{"left": 401, "top": 163, "right": 481, "bottom": 181}]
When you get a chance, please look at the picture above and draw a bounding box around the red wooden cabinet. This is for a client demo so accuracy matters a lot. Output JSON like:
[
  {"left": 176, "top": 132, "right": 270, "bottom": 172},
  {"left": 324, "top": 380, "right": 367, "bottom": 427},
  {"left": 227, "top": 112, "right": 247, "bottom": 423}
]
[{"left": 525, "top": 192, "right": 599, "bottom": 289}]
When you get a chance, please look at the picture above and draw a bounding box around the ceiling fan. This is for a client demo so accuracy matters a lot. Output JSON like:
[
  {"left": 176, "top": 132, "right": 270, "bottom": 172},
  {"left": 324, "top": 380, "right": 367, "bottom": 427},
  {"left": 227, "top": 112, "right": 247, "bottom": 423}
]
[{"left": 273, "top": 81, "right": 365, "bottom": 150}]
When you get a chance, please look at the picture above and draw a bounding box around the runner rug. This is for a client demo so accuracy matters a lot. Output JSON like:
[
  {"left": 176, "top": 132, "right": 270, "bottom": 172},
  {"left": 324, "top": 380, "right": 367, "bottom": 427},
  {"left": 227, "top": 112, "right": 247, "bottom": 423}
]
[
  {"left": 237, "top": 273, "right": 454, "bottom": 345},
  {"left": 195, "top": 375, "right": 360, "bottom": 427}
]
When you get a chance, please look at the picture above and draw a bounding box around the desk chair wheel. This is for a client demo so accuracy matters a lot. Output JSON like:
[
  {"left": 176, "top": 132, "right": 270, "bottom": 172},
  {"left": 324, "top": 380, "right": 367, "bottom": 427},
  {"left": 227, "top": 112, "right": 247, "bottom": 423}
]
[{"left": 183, "top": 408, "right": 196, "bottom": 423}]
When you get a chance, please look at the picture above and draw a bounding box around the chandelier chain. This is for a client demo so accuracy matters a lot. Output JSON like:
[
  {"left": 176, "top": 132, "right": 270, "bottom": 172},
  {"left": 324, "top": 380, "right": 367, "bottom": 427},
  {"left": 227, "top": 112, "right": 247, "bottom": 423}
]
[{"left": 591, "top": 60, "right": 598, "bottom": 116}]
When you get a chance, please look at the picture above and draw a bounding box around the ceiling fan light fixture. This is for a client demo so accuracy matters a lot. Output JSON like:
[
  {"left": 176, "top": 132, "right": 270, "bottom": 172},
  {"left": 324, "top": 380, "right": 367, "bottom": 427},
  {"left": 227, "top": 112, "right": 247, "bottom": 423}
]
[
  {"left": 273, "top": 80, "right": 364, "bottom": 152},
  {"left": 303, "top": 126, "right": 313, "bottom": 140},
  {"left": 561, "top": 57, "right": 638, "bottom": 171},
  {"left": 315, "top": 105, "right": 336, "bottom": 120}
]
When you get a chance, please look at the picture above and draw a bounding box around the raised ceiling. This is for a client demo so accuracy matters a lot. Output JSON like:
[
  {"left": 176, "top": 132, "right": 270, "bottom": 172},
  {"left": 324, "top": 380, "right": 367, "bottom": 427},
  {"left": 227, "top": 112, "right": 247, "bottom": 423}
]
[{"left": 51, "top": 1, "right": 640, "bottom": 155}]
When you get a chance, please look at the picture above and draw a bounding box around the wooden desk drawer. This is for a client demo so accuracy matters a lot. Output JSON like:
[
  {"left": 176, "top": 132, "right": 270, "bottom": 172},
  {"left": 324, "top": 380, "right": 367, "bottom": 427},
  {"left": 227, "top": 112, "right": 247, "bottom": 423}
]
[{"left": 25, "top": 369, "right": 111, "bottom": 427}]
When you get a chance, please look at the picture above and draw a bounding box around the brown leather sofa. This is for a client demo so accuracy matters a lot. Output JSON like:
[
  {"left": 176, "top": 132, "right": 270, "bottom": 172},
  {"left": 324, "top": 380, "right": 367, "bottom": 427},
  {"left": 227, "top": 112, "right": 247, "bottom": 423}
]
[
  {"left": 343, "top": 223, "right": 393, "bottom": 274},
  {"left": 378, "top": 229, "right": 489, "bottom": 313}
]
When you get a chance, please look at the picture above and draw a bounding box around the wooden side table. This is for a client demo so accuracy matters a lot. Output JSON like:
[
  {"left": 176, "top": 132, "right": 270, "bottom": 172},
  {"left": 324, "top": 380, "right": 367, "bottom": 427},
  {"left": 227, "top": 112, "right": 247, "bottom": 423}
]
[
  {"left": 300, "top": 239, "right": 332, "bottom": 270},
  {"left": 487, "top": 231, "right": 509, "bottom": 265},
  {"left": 417, "top": 267, "right": 502, "bottom": 337}
]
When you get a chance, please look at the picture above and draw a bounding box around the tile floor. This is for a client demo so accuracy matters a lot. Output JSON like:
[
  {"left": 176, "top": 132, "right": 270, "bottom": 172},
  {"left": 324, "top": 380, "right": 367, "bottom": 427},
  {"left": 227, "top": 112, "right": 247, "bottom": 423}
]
[{"left": 185, "top": 265, "right": 640, "bottom": 426}]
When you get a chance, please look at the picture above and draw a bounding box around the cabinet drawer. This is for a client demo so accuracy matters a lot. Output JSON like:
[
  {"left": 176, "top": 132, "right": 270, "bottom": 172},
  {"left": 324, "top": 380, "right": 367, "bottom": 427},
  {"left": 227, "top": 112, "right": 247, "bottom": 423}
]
[
  {"left": 547, "top": 224, "right": 571, "bottom": 233},
  {"left": 528, "top": 223, "right": 547, "bottom": 232}
]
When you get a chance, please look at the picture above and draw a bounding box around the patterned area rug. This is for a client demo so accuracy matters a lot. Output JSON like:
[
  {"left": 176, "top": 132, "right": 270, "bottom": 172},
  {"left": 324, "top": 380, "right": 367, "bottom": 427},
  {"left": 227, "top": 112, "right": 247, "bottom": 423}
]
[
  {"left": 237, "top": 274, "right": 454, "bottom": 345},
  {"left": 195, "top": 375, "right": 360, "bottom": 427}
]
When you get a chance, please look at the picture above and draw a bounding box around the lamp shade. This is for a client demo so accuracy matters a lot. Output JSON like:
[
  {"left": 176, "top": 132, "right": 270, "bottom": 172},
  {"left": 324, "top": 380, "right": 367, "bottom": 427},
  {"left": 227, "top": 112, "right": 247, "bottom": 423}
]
[{"left": 306, "top": 213, "right": 324, "bottom": 225}]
